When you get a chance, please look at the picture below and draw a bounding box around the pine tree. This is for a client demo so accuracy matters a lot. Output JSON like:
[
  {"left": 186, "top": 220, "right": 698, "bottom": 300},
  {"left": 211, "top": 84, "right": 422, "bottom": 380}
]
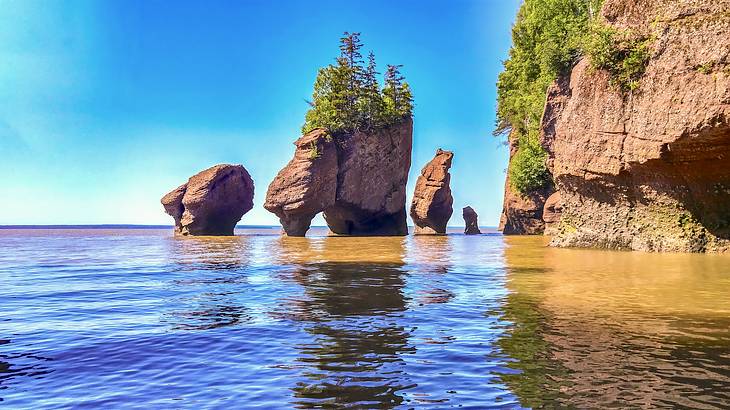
[
  {"left": 337, "top": 32, "right": 365, "bottom": 127},
  {"left": 358, "top": 51, "right": 385, "bottom": 129},
  {"left": 302, "top": 32, "right": 413, "bottom": 135},
  {"left": 383, "top": 64, "right": 413, "bottom": 119},
  {"left": 302, "top": 64, "right": 349, "bottom": 133}
]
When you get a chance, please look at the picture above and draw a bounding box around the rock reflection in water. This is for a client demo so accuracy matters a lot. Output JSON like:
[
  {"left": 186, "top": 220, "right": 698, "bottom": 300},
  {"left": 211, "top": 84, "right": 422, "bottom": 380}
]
[
  {"left": 496, "top": 236, "right": 730, "bottom": 408},
  {"left": 271, "top": 235, "right": 415, "bottom": 408},
  {"left": 0, "top": 339, "right": 54, "bottom": 393},
  {"left": 407, "top": 235, "right": 455, "bottom": 306}
]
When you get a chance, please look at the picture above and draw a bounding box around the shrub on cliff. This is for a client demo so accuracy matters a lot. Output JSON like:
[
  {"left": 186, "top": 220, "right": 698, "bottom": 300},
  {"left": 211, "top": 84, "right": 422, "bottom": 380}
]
[
  {"left": 303, "top": 32, "right": 413, "bottom": 134},
  {"left": 509, "top": 132, "right": 551, "bottom": 194},
  {"left": 495, "top": 0, "right": 603, "bottom": 195},
  {"left": 583, "top": 22, "right": 651, "bottom": 91}
]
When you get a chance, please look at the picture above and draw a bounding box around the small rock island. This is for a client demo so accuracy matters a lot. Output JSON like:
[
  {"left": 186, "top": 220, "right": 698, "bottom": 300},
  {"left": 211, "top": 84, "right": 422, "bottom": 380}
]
[
  {"left": 463, "top": 206, "right": 481, "bottom": 235},
  {"left": 161, "top": 164, "right": 254, "bottom": 236},
  {"left": 265, "top": 32, "right": 415, "bottom": 237},
  {"left": 410, "top": 149, "right": 454, "bottom": 235}
]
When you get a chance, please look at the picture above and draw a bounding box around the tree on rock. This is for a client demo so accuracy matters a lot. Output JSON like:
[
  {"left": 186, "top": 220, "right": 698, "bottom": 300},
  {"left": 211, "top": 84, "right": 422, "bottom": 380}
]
[
  {"left": 302, "top": 32, "right": 414, "bottom": 134},
  {"left": 383, "top": 64, "right": 414, "bottom": 119}
]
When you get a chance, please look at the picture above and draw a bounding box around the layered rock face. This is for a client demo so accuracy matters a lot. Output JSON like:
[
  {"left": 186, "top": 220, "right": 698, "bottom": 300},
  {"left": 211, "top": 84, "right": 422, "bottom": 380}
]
[
  {"left": 410, "top": 149, "right": 454, "bottom": 234},
  {"left": 499, "top": 135, "right": 555, "bottom": 235},
  {"left": 542, "top": 192, "right": 563, "bottom": 236},
  {"left": 542, "top": 0, "right": 730, "bottom": 252},
  {"left": 265, "top": 119, "right": 413, "bottom": 236},
  {"left": 161, "top": 164, "right": 254, "bottom": 236},
  {"left": 463, "top": 206, "right": 481, "bottom": 235}
]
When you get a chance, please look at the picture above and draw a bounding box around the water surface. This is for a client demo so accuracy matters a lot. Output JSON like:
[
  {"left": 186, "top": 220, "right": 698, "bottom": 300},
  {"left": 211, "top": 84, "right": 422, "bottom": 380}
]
[{"left": 1, "top": 228, "right": 729, "bottom": 408}]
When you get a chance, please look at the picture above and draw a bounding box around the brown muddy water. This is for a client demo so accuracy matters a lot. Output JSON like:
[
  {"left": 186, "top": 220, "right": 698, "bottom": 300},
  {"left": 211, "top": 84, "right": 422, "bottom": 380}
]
[{"left": 0, "top": 227, "right": 729, "bottom": 408}]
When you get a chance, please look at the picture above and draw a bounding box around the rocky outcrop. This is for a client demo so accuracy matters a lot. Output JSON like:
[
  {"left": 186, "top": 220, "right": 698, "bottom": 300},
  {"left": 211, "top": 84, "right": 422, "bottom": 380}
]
[
  {"left": 263, "top": 129, "right": 337, "bottom": 236},
  {"left": 541, "top": 0, "right": 730, "bottom": 252},
  {"left": 265, "top": 119, "right": 413, "bottom": 236},
  {"left": 499, "top": 134, "right": 554, "bottom": 235},
  {"left": 161, "top": 164, "right": 254, "bottom": 236},
  {"left": 410, "top": 149, "right": 454, "bottom": 234},
  {"left": 463, "top": 206, "right": 481, "bottom": 235},
  {"left": 542, "top": 192, "right": 563, "bottom": 236}
]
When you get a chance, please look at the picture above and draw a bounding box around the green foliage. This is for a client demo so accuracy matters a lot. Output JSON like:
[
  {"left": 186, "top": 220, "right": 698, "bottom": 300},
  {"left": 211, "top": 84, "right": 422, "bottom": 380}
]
[
  {"left": 695, "top": 62, "right": 713, "bottom": 74},
  {"left": 509, "top": 132, "right": 551, "bottom": 194},
  {"left": 307, "top": 141, "right": 321, "bottom": 160},
  {"left": 495, "top": 0, "right": 602, "bottom": 137},
  {"left": 583, "top": 22, "right": 651, "bottom": 91},
  {"left": 302, "top": 32, "right": 413, "bottom": 134},
  {"left": 495, "top": 0, "right": 604, "bottom": 194}
]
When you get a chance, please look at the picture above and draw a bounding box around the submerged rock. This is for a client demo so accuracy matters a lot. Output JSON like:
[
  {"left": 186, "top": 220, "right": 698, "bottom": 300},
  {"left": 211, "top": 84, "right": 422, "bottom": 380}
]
[
  {"left": 463, "top": 206, "right": 481, "bottom": 235},
  {"left": 265, "top": 119, "right": 413, "bottom": 236},
  {"left": 161, "top": 164, "right": 254, "bottom": 236},
  {"left": 410, "top": 149, "right": 454, "bottom": 235},
  {"left": 540, "top": 0, "right": 730, "bottom": 252}
]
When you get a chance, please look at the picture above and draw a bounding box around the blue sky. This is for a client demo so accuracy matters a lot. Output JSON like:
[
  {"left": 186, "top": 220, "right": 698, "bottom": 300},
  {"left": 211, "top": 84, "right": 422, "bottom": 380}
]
[{"left": 0, "top": 0, "right": 520, "bottom": 226}]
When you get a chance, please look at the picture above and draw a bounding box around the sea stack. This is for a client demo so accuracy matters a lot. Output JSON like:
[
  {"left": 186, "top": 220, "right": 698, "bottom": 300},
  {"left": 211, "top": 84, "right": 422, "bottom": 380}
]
[
  {"left": 540, "top": 0, "right": 730, "bottom": 252},
  {"left": 463, "top": 206, "right": 481, "bottom": 235},
  {"left": 265, "top": 119, "right": 413, "bottom": 236},
  {"left": 410, "top": 149, "right": 454, "bottom": 235},
  {"left": 161, "top": 164, "right": 254, "bottom": 236}
]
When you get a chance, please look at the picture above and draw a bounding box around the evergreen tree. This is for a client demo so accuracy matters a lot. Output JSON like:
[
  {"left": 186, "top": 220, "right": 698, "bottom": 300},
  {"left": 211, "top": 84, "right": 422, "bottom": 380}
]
[
  {"left": 302, "top": 32, "right": 413, "bottom": 135},
  {"left": 383, "top": 64, "right": 413, "bottom": 118},
  {"left": 302, "top": 64, "right": 349, "bottom": 133},
  {"left": 358, "top": 51, "right": 385, "bottom": 128},
  {"left": 337, "top": 32, "right": 365, "bottom": 126}
]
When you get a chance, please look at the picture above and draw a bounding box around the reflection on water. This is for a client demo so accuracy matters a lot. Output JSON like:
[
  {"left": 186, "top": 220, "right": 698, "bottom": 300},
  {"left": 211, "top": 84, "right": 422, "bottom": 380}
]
[
  {"left": 1, "top": 228, "right": 729, "bottom": 408},
  {"left": 270, "top": 235, "right": 414, "bottom": 407},
  {"left": 163, "top": 236, "right": 255, "bottom": 331},
  {"left": 288, "top": 262, "right": 414, "bottom": 408},
  {"left": 498, "top": 236, "right": 730, "bottom": 408}
]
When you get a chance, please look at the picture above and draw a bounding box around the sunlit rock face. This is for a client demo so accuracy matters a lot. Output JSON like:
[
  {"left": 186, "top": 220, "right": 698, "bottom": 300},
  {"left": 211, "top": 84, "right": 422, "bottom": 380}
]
[
  {"left": 265, "top": 119, "right": 413, "bottom": 236},
  {"left": 410, "top": 149, "right": 454, "bottom": 235},
  {"left": 499, "top": 132, "right": 554, "bottom": 236},
  {"left": 542, "top": 0, "right": 730, "bottom": 252},
  {"left": 161, "top": 164, "right": 254, "bottom": 236}
]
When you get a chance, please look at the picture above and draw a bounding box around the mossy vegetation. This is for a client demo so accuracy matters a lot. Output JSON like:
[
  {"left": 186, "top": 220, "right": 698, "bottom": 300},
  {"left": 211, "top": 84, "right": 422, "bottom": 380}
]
[
  {"left": 583, "top": 23, "right": 652, "bottom": 91},
  {"left": 302, "top": 32, "right": 413, "bottom": 135},
  {"left": 307, "top": 141, "right": 321, "bottom": 160}
]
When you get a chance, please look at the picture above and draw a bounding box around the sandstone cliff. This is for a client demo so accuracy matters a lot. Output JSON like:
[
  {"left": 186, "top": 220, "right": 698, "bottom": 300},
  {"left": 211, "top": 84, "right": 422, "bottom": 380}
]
[
  {"left": 161, "top": 164, "right": 254, "bottom": 236},
  {"left": 499, "top": 134, "right": 554, "bottom": 235},
  {"left": 410, "top": 149, "right": 454, "bottom": 235},
  {"left": 541, "top": 0, "right": 730, "bottom": 252},
  {"left": 265, "top": 119, "right": 413, "bottom": 236}
]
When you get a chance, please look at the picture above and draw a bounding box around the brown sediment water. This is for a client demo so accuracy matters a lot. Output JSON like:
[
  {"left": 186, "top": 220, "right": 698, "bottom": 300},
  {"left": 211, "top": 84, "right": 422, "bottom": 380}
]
[{"left": 0, "top": 227, "right": 728, "bottom": 408}]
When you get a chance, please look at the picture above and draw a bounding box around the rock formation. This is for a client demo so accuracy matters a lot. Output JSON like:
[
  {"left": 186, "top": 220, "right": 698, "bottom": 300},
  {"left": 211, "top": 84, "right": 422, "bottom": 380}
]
[
  {"left": 542, "top": 192, "right": 563, "bottom": 236},
  {"left": 265, "top": 119, "right": 413, "bottom": 236},
  {"left": 410, "top": 149, "right": 454, "bottom": 234},
  {"left": 499, "top": 136, "right": 555, "bottom": 235},
  {"left": 540, "top": 0, "right": 730, "bottom": 252},
  {"left": 463, "top": 206, "right": 481, "bottom": 235},
  {"left": 161, "top": 164, "right": 254, "bottom": 236}
]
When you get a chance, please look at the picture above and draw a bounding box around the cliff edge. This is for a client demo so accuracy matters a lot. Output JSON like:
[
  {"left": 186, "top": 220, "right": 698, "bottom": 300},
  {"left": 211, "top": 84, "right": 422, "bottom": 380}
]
[{"left": 542, "top": 0, "right": 730, "bottom": 252}]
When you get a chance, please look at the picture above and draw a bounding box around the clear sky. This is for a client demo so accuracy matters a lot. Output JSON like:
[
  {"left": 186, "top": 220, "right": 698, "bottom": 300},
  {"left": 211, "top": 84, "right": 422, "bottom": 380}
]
[{"left": 0, "top": 0, "right": 520, "bottom": 226}]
